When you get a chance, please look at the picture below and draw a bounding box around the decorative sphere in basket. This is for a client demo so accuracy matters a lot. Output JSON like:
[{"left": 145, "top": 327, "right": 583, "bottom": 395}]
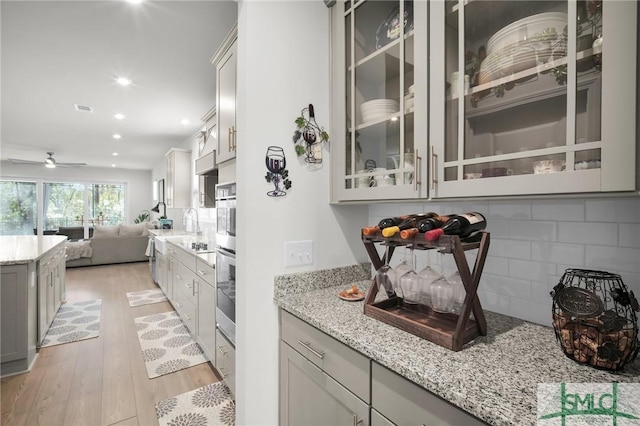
[{"left": 550, "top": 269, "right": 639, "bottom": 371}]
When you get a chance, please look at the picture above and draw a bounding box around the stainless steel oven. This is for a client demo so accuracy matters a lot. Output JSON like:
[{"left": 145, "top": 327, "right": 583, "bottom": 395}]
[
  {"left": 215, "top": 246, "right": 236, "bottom": 346},
  {"left": 215, "top": 181, "right": 236, "bottom": 346},
  {"left": 215, "top": 181, "right": 236, "bottom": 251}
]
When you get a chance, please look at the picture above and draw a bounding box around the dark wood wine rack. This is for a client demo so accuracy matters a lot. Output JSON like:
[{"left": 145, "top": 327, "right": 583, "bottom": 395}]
[{"left": 362, "top": 231, "right": 490, "bottom": 351}]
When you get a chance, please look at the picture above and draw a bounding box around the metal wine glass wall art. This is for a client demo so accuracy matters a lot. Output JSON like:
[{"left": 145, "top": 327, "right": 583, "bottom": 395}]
[
  {"left": 292, "top": 104, "right": 330, "bottom": 164},
  {"left": 265, "top": 146, "right": 291, "bottom": 197}
]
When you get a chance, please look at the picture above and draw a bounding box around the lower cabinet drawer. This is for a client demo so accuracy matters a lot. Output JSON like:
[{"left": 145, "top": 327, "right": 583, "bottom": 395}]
[
  {"left": 215, "top": 329, "right": 235, "bottom": 397},
  {"left": 372, "top": 362, "right": 487, "bottom": 425},
  {"left": 174, "top": 292, "right": 197, "bottom": 335},
  {"left": 280, "top": 310, "right": 370, "bottom": 403}
]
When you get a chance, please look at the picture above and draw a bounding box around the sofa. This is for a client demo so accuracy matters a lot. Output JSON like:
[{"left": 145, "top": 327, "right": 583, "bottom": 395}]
[{"left": 65, "top": 222, "right": 155, "bottom": 268}]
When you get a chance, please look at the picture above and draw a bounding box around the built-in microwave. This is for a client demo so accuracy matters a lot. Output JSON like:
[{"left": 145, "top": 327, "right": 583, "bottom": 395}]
[{"left": 215, "top": 182, "right": 236, "bottom": 252}]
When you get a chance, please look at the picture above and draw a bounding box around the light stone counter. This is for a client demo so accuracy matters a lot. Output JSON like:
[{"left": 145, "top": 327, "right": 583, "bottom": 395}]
[
  {"left": 0, "top": 235, "right": 68, "bottom": 265},
  {"left": 274, "top": 264, "right": 640, "bottom": 426}
]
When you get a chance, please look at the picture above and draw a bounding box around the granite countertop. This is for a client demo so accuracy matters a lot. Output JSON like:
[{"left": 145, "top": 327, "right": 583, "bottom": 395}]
[
  {"left": 0, "top": 235, "right": 68, "bottom": 265},
  {"left": 273, "top": 265, "right": 640, "bottom": 426}
]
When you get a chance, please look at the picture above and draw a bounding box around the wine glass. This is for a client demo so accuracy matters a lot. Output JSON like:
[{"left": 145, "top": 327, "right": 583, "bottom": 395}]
[
  {"left": 375, "top": 246, "right": 396, "bottom": 298},
  {"left": 417, "top": 250, "right": 440, "bottom": 307},
  {"left": 447, "top": 271, "right": 466, "bottom": 312},
  {"left": 399, "top": 247, "right": 420, "bottom": 304},
  {"left": 265, "top": 146, "right": 287, "bottom": 197},
  {"left": 392, "top": 247, "right": 412, "bottom": 295},
  {"left": 430, "top": 253, "right": 454, "bottom": 313}
]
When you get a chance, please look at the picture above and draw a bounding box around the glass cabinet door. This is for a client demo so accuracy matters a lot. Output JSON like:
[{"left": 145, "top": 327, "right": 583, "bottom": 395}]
[
  {"left": 431, "top": 0, "right": 636, "bottom": 197},
  {"left": 333, "top": 0, "right": 427, "bottom": 201}
]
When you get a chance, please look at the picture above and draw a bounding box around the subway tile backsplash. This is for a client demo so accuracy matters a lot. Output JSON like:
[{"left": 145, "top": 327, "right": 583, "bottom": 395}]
[{"left": 368, "top": 196, "right": 640, "bottom": 328}]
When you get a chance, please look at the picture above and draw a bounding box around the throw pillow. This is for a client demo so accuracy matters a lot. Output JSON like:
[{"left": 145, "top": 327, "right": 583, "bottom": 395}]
[
  {"left": 119, "top": 223, "right": 146, "bottom": 237},
  {"left": 93, "top": 225, "right": 120, "bottom": 238}
]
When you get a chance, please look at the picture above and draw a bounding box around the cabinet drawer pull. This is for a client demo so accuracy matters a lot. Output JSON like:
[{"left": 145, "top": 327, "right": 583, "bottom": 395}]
[
  {"left": 414, "top": 149, "right": 421, "bottom": 191},
  {"left": 185, "top": 314, "right": 191, "bottom": 321},
  {"left": 353, "top": 415, "right": 363, "bottom": 426},
  {"left": 297, "top": 340, "right": 325, "bottom": 359},
  {"left": 198, "top": 270, "right": 207, "bottom": 276},
  {"left": 217, "top": 344, "right": 228, "bottom": 356},
  {"left": 176, "top": 274, "right": 182, "bottom": 280},
  {"left": 218, "top": 367, "right": 229, "bottom": 379},
  {"left": 175, "top": 302, "right": 182, "bottom": 308},
  {"left": 431, "top": 147, "right": 438, "bottom": 190}
]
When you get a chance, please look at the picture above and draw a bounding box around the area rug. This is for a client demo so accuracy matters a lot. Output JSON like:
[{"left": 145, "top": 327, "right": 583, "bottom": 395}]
[
  {"left": 156, "top": 381, "right": 235, "bottom": 426},
  {"left": 40, "top": 299, "right": 102, "bottom": 348},
  {"left": 126, "top": 288, "right": 168, "bottom": 307},
  {"left": 134, "top": 311, "right": 207, "bottom": 379}
]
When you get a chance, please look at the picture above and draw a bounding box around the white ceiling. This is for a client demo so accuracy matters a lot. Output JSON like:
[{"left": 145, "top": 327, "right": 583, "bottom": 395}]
[{"left": 1, "top": 0, "right": 238, "bottom": 171}]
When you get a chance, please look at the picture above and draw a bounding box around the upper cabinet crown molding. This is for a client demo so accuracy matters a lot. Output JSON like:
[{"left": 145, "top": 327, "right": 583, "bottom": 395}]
[{"left": 210, "top": 22, "right": 238, "bottom": 65}]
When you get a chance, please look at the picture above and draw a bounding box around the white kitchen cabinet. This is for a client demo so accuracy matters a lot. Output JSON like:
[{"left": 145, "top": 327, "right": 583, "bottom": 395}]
[
  {"left": 37, "top": 245, "right": 65, "bottom": 344},
  {"left": 1, "top": 265, "right": 29, "bottom": 365},
  {"left": 165, "top": 148, "right": 191, "bottom": 208},
  {"left": 279, "top": 310, "right": 370, "bottom": 426},
  {"left": 371, "top": 361, "right": 486, "bottom": 425},
  {"left": 215, "top": 329, "right": 235, "bottom": 398},
  {"left": 157, "top": 251, "right": 167, "bottom": 295},
  {"left": 430, "top": 0, "right": 637, "bottom": 197},
  {"left": 279, "top": 341, "right": 370, "bottom": 426},
  {"left": 330, "top": 0, "right": 429, "bottom": 201},
  {"left": 196, "top": 258, "right": 216, "bottom": 363},
  {"left": 212, "top": 23, "right": 237, "bottom": 165}
]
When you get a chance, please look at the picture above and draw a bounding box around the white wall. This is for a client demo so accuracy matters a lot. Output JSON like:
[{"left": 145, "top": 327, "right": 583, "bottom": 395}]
[
  {"left": 369, "top": 196, "right": 640, "bottom": 327},
  {"left": 0, "top": 161, "right": 152, "bottom": 224},
  {"left": 236, "top": 2, "right": 366, "bottom": 424}
]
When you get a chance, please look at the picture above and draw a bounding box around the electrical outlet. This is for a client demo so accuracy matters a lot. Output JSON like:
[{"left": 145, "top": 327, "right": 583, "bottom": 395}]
[{"left": 284, "top": 240, "right": 313, "bottom": 267}]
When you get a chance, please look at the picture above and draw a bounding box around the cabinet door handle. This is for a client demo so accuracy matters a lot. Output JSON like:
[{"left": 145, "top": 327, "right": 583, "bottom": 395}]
[
  {"left": 228, "top": 127, "right": 233, "bottom": 151},
  {"left": 297, "top": 340, "right": 325, "bottom": 359},
  {"left": 193, "top": 279, "right": 198, "bottom": 296},
  {"left": 217, "top": 344, "right": 228, "bottom": 356},
  {"left": 232, "top": 126, "right": 237, "bottom": 151},
  {"left": 414, "top": 149, "right": 421, "bottom": 191},
  {"left": 431, "top": 147, "right": 438, "bottom": 190},
  {"left": 353, "top": 415, "right": 363, "bottom": 426},
  {"left": 218, "top": 367, "right": 229, "bottom": 379}
]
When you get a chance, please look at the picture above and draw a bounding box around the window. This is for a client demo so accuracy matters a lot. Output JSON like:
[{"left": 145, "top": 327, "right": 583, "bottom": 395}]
[
  {"left": 0, "top": 180, "right": 37, "bottom": 235},
  {"left": 43, "top": 182, "right": 125, "bottom": 231}
]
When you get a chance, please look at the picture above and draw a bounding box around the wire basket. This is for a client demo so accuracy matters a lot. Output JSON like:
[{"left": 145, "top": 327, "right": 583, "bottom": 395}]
[{"left": 551, "top": 268, "right": 639, "bottom": 371}]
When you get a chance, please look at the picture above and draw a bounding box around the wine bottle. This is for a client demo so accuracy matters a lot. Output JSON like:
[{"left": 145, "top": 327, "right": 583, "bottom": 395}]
[
  {"left": 399, "top": 215, "right": 450, "bottom": 239},
  {"left": 424, "top": 212, "right": 486, "bottom": 241},
  {"left": 362, "top": 212, "right": 437, "bottom": 236}
]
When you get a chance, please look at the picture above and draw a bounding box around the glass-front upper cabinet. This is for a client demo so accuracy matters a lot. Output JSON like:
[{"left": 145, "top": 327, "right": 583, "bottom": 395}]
[
  {"left": 331, "top": 0, "right": 428, "bottom": 201},
  {"left": 430, "top": 0, "right": 637, "bottom": 197}
]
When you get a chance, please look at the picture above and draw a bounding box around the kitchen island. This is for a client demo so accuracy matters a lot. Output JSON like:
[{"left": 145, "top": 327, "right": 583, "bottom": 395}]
[
  {"left": 274, "top": 265, "right": 640, "bottom": 425},
  {"left": 1, "top": 235, "right": 67, "bottom": 376}
]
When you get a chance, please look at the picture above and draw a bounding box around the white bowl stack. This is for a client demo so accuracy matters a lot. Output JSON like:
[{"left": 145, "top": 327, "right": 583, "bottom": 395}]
[{"left": 360, "top": 99, "right": 400, "bottom": 123}]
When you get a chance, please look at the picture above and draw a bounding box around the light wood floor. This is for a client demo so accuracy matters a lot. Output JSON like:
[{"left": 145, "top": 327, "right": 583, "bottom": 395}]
[{"left": 1, "top": 262, "right": 219, "bottom": 426}]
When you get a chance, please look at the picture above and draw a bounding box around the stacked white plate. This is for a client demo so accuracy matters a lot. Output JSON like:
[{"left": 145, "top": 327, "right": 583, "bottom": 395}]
[
  {"left": 479, "top": 12, "right": 567, "bottom": 84},
  {"left": 360, "top": 99, "right": 399, "bottom": 123}
]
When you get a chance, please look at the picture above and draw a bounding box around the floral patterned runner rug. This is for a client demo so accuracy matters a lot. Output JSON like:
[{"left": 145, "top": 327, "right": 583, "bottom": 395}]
[
  {"left": 126, "top": 288, "right": 168, "bottom": 307},
  {"left": 134, "top": 310, "right": 207, "bottom": 379},
  {"left": 156, "top": 381, "right": 235, "bottom": 426},
  {"left": 40, "top": 299, "right": 102, "bottom": 348}
]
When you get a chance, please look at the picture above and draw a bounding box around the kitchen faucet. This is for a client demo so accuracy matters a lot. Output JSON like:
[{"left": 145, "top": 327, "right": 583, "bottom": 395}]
[{"left": 182, "top": 208, "right": 201, "bottom": 235}]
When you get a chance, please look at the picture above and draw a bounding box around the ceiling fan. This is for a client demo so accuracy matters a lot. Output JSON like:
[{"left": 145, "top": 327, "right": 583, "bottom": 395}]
[{"left": 7, "top": 152, "right": 87, "bottom": 168}]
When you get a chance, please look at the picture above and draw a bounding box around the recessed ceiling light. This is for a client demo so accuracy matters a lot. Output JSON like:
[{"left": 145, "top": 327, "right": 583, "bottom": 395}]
[
  {"left": 180, "top": 119, "right": 189, "bottom": 125},
  {"left": 112, "top": 152, "right": 119, "bottom": 156},
  {"left": 114, "top": 113, "right": 125, "bottom": 120},
  {"left": 116, "top": 77, "right": 131, "bottom": 86},
  {"left": 112, "top": 164, "right": 117, "bottom": 167},
  {"left": 126, "top": 0, "right": 143, "bottom": 4},
  {"left": 113, "top": 134, "right": 122, "bottom": 139}
]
